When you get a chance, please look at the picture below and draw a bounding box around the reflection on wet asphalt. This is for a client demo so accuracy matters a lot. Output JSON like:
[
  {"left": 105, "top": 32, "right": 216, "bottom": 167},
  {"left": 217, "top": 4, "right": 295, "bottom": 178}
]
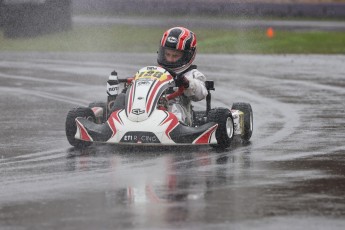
[{"left": 0, "top": 53, "right": 344, "bottom": 229}]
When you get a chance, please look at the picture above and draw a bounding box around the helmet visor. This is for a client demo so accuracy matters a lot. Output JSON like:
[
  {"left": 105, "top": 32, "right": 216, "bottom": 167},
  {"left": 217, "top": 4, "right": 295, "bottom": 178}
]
[{"left": 157, "top": 47, "right": 190, "bottom": 69}]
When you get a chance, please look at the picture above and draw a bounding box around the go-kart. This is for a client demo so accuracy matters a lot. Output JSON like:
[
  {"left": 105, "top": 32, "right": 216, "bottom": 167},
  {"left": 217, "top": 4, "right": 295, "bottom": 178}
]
[{"left": 65, "top": 66, "right": 253, "bottom": 149}]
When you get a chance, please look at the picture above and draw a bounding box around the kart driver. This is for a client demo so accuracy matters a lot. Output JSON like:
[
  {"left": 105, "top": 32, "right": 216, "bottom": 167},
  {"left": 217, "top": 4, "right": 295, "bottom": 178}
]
[
  {"left": 110, "top": 27, "right": 208, "bottom": 125},
  {"left": 157, "top": 27, "right": 208, "bottom": 125}
]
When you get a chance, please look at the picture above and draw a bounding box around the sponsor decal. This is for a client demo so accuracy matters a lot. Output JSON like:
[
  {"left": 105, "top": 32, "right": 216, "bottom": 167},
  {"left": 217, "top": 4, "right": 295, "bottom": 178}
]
[
  {"left": 107, "top": 84, "right": 119, "bottom": 96},
  {"left": 167, "top": 36, "right": 178, "bottom": 43},
  {"left": 108, "top": 86, "right": 119, "bottom": 91},
  {"left": 131, "top": 108, "right": 145, "bottom": 115},
  {"left": 147, "top": 66, "right": 158, "bottom": 71},
  {"left": 137, "top": 81, "right": 151, "bottom": 86},
  {"left": 120, "top": 132, "right": 160, "bottom": 143}
]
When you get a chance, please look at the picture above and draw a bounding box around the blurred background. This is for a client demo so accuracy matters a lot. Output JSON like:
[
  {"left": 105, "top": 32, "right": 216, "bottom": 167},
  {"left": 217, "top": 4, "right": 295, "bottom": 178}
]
[
  {"left": 0, "top": 0, "right": 72, "bottom": 38},
  {"left": 0, "top": 0, "right": 345, "bottom": 53},
  {"left": 72, "top": 0, "right": 345, "bottom": 17}
]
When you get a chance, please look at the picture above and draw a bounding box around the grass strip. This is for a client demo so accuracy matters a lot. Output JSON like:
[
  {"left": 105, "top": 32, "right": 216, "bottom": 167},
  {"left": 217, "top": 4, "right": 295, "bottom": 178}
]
[{"left": 1, "top": 25, "right": 345, "bottom": 54}]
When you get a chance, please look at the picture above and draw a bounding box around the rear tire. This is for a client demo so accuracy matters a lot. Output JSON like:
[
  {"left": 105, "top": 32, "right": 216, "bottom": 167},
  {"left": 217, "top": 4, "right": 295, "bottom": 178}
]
[
  {"left": 207, "top": 108, "right": 234, "bottom": 149},
  {"left": 65, "top": 107, "right": 95, "bottom": 148},
  {"left": 192, "top": 110, "right": 207, "bottom": 127},
  {"left": 232, "top": 102, "right": 253, "bottom": 141}
]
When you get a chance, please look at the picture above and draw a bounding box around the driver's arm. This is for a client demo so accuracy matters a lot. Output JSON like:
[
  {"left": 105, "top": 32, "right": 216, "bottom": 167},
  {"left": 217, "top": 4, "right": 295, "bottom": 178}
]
[{"left": 183, "top": 69, "right": 208, "bottom": 101}]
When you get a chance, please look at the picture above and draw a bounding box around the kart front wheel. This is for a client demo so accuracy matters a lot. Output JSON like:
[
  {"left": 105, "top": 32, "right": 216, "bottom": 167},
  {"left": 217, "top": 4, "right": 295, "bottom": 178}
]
[
  {"left": 207, "top": 108, "right": 234, "bottom": 149},
  {"left": 65, "top": 107, "right": 95, "bottom": 148},
  {"left": 88, "top": 101, "right": 107, "bottom": 123},
  {"left": 232, "top": 102, "right": 253, "bottom": 142}
]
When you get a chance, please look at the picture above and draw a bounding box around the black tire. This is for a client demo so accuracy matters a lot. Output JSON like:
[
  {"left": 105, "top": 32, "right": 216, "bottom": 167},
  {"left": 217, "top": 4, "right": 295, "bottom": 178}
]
[
  {"left": 65, "top": 107, "right": 95, "bottom": 148},
  {"left": 232, "top": 102, "right": 253, "bottom": 141},
  {"left": 88, "top": 101, "right": 107, "bottom": 123},
  {"left": 192, "top": 110, "right": 207, "bottom": 127},
  {"left": 207, "top": 108, "right": 234, "bottom": 149}
]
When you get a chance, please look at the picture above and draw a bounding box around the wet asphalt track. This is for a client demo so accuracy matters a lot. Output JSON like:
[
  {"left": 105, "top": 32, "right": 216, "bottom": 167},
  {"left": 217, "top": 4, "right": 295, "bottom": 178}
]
[{"left": 0, "top": 52, "right": 345, "bottom": 229}]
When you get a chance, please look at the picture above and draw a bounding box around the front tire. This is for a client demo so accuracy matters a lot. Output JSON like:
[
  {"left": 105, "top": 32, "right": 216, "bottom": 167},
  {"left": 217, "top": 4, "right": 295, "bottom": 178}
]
[
  {"left": 207, "top": 108, "right": 234, "bottom": 149},
  {"left": 65, "top": 107, "right": 95, "bottom": 148},
  {"left": 88, "top": 101, "right": 107, "bottom": 123},
  {"left": 232, "top": 102, "right": 253, "bottom": 142}
]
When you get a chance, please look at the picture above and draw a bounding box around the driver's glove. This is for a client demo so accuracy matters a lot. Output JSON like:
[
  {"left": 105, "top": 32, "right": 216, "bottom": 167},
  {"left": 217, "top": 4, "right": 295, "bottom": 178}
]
[{"left": 174, "top": 74, "right": 189, "bottom": 88}]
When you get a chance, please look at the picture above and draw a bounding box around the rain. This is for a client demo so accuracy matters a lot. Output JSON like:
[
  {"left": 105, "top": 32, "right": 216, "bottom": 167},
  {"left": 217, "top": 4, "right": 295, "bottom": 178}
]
[{"left": 1, "top": 1, "right": 345, "bottom": 229}]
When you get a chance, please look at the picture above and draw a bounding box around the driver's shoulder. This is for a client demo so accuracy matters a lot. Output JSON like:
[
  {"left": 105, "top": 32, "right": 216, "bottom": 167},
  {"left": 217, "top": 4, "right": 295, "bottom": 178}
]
[{"left": 184, "top": 68, "right": 206, "bottom": 81}]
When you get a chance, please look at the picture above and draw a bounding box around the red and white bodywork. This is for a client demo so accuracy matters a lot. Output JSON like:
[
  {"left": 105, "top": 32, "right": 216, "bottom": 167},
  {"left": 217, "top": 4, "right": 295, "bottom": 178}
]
[{"left": 74, "top": 66, "right": 219, "bottom": 145}]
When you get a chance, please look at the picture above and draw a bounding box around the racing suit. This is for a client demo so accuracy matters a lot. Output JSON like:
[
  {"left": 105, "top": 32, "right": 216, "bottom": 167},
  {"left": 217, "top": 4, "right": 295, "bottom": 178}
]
[{"left": 169, "top": 66, "right": 208, "bottom": 125}]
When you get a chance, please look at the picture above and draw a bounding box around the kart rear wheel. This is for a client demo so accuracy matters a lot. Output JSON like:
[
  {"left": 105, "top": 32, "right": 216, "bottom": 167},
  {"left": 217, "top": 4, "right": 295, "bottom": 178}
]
[
  {"left": 207, "top": 108, "right": 234, "bottom": 149},
  {"left": 65, "top": 107, "right": 95, "bottom": 148},
  {"left": 232, "top": 102, "right": 253, "bottom": 141},
  {"left": 88, "top": 101, "right": 107, "bottom": 123},
  {"left": 193, "top": 110, "right": 207, "bottom": 127}
]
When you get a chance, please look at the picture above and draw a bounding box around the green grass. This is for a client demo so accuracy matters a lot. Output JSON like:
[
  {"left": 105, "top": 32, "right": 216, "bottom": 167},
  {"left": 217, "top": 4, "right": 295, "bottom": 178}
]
[
  {"left": 197, "top": 29, "right": 345, "bottom": 54},
  {"left": 1, "top": 25, "right": 345, "bottom": 54}
]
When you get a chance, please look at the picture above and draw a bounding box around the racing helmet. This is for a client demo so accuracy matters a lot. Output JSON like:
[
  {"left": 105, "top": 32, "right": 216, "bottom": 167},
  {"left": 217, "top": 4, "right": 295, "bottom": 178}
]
[{"left": 157, "top": 27, "right": 197, "bottom": 74}]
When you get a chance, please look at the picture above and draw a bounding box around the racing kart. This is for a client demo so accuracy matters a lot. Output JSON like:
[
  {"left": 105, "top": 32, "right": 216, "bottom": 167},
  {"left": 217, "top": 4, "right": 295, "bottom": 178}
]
[{"left": 65, "top": 66, "right": 253, "bottom": 149}]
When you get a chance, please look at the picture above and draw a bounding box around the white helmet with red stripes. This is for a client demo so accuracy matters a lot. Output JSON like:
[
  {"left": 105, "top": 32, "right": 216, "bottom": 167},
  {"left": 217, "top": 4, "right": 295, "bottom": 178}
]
[{"left": 157, "top": 27, "right": 197, "bottom": 74}]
